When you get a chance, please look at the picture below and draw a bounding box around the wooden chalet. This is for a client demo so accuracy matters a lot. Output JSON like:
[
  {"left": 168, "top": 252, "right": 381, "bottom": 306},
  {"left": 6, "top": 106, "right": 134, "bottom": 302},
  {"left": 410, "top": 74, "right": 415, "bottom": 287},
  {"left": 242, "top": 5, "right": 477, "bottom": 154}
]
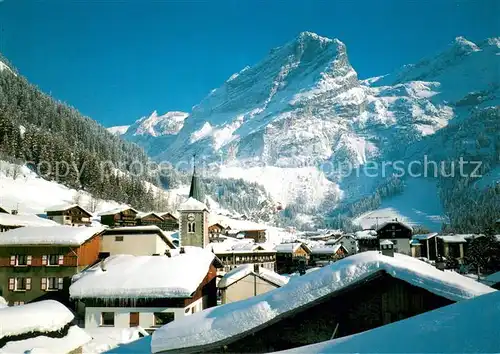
[
  {"left": 135, "top": 212, "right": 164, "bottom": 228},
  {"left": 45, "top": 204, "right": 92, "bottom": 226},
  {"left": 412, "top": 233, "right": 439, "bottom": 261},
  {"left": 0, "top": 226, "right": 104, "bottom": 306},
  {"left": 158, "top": 212, "right": 179, "bottom": 231},
  {"left": 309, "top": 245, "right": 348, "bottom": 267},
  {"left": 99, "top": 207, "right": 138, "bottom": 227},
  {"left": 275, "top": 243, "right": 311, "bottom": 274},
  {"left": 208, "top": 223, "right": 229, "bottom": 242},
  {"left": 151, "top": 252, "right": 494, "bottom": 353},
  {"left": 354, "top": 229, "right": 379, "bottom": 252},
  {"left": 376, "top": 220, "right": 413, "bottom": 255}
]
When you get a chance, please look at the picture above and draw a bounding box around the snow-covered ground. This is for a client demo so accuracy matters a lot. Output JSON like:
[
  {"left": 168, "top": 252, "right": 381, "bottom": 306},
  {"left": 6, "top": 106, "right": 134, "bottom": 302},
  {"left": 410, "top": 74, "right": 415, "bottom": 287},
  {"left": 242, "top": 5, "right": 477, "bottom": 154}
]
[
  {"left": 277, "top": 291, "right": 500, "bottom": 353},
  {"left": 150, "top": 252, "right": 494, "bottom": 353},
  {"left": 82, "top": 327, "right": 149, "bottom": 354}
]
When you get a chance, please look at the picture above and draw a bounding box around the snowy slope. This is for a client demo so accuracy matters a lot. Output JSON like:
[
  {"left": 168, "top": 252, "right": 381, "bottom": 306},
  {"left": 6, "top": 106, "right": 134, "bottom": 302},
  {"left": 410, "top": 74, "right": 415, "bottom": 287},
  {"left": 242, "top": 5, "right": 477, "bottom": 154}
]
[
  {"left": 278, "top": 291, "right": 500, "bottom": 354},
  {"left": 107, "top": 125, "right": 130, "bottom": 136},
  {"left": 151, "top": 252, "right": 494, "bottom": 353},
  {"left": 0, "top": 60, "right": 17, "bottom": 76}
]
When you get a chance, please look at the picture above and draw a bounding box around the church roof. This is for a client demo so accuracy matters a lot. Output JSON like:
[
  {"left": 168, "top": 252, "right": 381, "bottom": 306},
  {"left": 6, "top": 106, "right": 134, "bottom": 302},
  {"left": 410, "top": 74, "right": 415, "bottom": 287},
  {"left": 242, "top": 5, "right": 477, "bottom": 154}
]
[
  {"left": 188, "top": 165, "right": 204, "bottom": 203},
  {"left": 178, "top": 197, "right": 208, "bottom": 212}
]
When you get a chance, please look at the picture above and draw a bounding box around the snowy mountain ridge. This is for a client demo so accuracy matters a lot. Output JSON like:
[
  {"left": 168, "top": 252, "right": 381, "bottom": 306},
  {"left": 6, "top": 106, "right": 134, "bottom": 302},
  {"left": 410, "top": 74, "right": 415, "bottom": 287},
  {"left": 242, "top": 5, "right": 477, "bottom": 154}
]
[{"left": 111, "top": 32, "right": 499, "bottom": 229}]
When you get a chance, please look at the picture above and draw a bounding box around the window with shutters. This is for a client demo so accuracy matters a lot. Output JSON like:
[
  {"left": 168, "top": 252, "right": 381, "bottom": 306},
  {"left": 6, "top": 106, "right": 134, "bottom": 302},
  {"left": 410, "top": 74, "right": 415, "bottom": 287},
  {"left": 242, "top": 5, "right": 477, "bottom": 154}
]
[
  {"left": 11, "top": 277, "right": 31, "bottom": 291},
  {"left": 47, "top": 254, "right": 63, "bottom": 266},
  {"left": 11, "top": 255, "right": 32, "bottom": 267},
  {"left": 45, "top": 277, "right": 63, "bottom": 291}
]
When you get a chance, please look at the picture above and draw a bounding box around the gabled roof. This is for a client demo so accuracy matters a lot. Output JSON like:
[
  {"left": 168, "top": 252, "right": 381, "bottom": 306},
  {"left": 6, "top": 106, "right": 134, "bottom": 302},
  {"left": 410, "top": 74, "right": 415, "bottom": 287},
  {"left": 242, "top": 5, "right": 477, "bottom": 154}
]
[
  {"left": 178, "top": 197, "right": 208, "bottom": 212},
  {"left": 135, "top": 211, "right": 164, "bottom": 220},
  {"left": 102, "top": 226, "right": 176, "bottom": 249},
  {"left": 376, "top": 220, "right": 413, "bottom": 232},
  {"left": 354, "top": 229, "right": 377, "bottom": 239},
  {"left": 218, "top": 264, "right": 289, "bottom": 289},
  {"left": 70, "top": 247, "right": 217, "bottom": 299},
  {"left": 310, "top": 244, "right": 346, "bottom": 254},
  {"left": 380, "top": 239, "right": 394, "bottom": 246},
  {"left": 0, "top": 226, "right": 104, "bottom": 246},
  {"left": 438, "top": 235, "right": 468, "bottom": 243},
  {"left": 151, "top": 252, "right": 494, "bottom": 353},
  {"left": 275, "top": 243, "right": 310, "bottom": 254},
  {"left": 158, "top": 211, "right": 179, "bottom": 220},
  {"left": 0, "top": 213, "right": 58, "bottom": 227},
  {"left": 413, "top": 232, "right": 439, "bottom": 240},
  {"left": 45, "top": 203, "right": 92, "bottom": 216},
  {"left": 279, "top": 291, "right": 500, "bottom": 354},
  {"left": 98, "top": 206, "right": 139, "bottom": 216}
]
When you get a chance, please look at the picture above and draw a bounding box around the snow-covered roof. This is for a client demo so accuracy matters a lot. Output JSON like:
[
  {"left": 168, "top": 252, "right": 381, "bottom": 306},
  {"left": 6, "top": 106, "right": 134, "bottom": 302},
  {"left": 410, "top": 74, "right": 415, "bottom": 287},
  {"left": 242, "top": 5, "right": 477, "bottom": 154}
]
[
  {"left": 354, "top": 229, "right": 377, "bottom": 239},
  {"left": 0, "top": 213, "right": 58, "bottom": 227},
  {"left": 150, "top": 251, "right": 494, "bottom": 353},
  {"left": 135, "top": 211, "right": 164, "bottom": 220},
  {"left": 177, "top": 197, "right": 208, "bottom": 212},
  {"left": 275, "top": 243, "right": 306, "bottom": 253},
  {"left": 279, "top": 291, "right": 500, "bottom": 354},
  {"left": 310, "top": 245, "right": 344, "bottom": 254},
  {"left": 70, "top": 247, "right": 217, "bottom": 299},
  {"left": 438, "top": 235, "right": 468, "bottom": 243},
  {"left": 484, "top": 270, "right": 500, "bottom": 285},
  {"left": 0, "top": 300, "right": 74, "bottom": 339},
  {"left": 0, "top": 225, "right": 104, "bottom": 246},
  {"left": 206, "top": 238, "right": 275, "bottom": 254},
  {"left": 1, "top": 325, "right": 91, "bottom": 354},
  {"left": 218, "top": 264, "right": 289, "bottom": 289},
  {"left": 380, "top": 239, "right": 394, "bottom": 246},
  {"left": 44, "top": 203, "right": 92, "bottom": 215},
  {"left": 413, "top": 232, "right": 439, "bottom": 240},
  {"left": 98, "top": 206, "right": 138, "bottom": 216}
]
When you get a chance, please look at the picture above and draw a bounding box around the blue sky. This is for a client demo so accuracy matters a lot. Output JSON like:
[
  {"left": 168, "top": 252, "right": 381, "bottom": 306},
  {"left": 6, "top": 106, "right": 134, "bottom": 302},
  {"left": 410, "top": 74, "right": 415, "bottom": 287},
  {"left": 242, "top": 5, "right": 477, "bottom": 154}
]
[{"left": 0, "top": 0, "right": 498, "bottom": 127}]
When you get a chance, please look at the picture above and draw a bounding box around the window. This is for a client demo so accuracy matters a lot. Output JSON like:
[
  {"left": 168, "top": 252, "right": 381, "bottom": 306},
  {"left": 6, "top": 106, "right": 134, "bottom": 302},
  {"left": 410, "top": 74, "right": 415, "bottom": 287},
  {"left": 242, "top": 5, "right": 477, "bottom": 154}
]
[
  {"left": 101, "top": 312, "right": 115, "bottom": 326},
  {"left": 154, "top": 312, "right": 174, "bottom": 326},
  {"left": 13, "top": 301, "right": 24, "bottom": 306},
  {"left": 188, "top": 222, "right": 196, "bottom": 233},
  {"left": 47, "top": 254, "right": 63, "bottom": 266},
  {"left": 43, "top": 277, "right": 63, "bottom": 291},
  {"left": 10, "top": 255, "right": 32, "bottom": 266},
  {"left": 9, "top": 277, "right": 31, "bottom": 291},
  {"left": 115, "top": 236, "right": 124, "bottom": 242}
]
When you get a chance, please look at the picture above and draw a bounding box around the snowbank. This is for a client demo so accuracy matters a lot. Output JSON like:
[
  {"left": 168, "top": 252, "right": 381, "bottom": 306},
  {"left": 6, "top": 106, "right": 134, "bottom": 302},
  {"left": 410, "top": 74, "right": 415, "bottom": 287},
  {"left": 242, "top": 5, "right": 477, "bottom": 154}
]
[
  {"left": 0, "top": 300, "right": 74, "bottom": 339},
  {"left": 82, "top": 327, "right": 148, "bottom": 354},
  {"left": 277, "top": 291, "right": 500, "bottom": 353},
  {"left": 70, "top": 247, "right": 216, "bottom": 299},
  {"left": 218, "top": 264, "right": 289, "bottom": 288},
  {"left": 151, "top": 252, "right": 494, "bottom": 353},
  {"left": 1, "top": 325, "right": 91, "bottom": 354},
  {"left": 0, "top": 225, "right": 104, "bottom": 246}
]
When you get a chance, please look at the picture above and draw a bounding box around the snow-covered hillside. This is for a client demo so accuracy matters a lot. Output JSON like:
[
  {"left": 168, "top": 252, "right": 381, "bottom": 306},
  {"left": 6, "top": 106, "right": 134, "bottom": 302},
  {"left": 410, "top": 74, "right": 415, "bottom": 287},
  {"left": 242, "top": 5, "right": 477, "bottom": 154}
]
[
  {"left": 107, "top": 125, "right": 130, "bottom": 136},
  {"left": 0, "top": 60, "right": 16, "bottom": 76},
  {"left": 115, "top": 33, "right": 499, "bottom": 229}
]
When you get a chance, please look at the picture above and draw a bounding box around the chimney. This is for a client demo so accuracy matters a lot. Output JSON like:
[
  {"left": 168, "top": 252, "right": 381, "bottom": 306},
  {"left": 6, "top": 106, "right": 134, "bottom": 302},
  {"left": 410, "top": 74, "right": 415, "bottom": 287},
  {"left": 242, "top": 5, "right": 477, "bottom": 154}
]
[
  {"left": 380, "top": 240, "right": 394, "bottom": 257},
  {"left": 180, "top": 246, "right": 185, "bottom": 254},
  {"left": 165, "top": 249, "right": 171, "bottom": 257},
  {"left": 100, "top": 258, "right": 107, "bottom": 271}
]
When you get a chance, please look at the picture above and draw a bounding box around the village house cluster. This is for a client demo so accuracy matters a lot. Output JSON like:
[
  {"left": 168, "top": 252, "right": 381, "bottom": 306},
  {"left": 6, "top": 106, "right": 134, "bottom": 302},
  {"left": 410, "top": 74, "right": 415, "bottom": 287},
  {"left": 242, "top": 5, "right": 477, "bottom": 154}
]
[{"left": 0, "top": 167, "right": 499, "bottom": 352}]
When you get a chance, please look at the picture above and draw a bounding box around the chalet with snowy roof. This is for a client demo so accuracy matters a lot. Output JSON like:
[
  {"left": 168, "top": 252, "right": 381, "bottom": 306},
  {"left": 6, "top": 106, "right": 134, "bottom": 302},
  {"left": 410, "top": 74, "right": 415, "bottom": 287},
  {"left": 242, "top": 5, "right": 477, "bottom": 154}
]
[
  {"left": 157, "top": 212, "right": 179, "bottom": 231},
  {"left": 354, "top": 229, "right": 378, "bottom": 252},
  {"left": 99, "top": 207, "right": 139, "bottom": 227},
  {"left": 412, "top": 233, "right": 439, "bottom": 260},
  {"left": 218, "top": 264, "right": 289, "bottom": 304},
  {"left": 0, "top": 226, "right": 104, "bottom": 305},
  {"left": 150, "top": 252, "right": 494, "bottom": 353},
  {"left": 45, "top": 204, "right": 93, "bottom": 226},
  {"left": 277, "top": 291, "right": 500, "bottom": 354},
  {"left": 135, "top": 212, "right": 164, "bottom": 228},
  {"left": 376, "top": 220, "right": 413, "bottom": 255},
  {"left": 207, "top": 239, "right": 277, "bottom": 274},
  {"left": 326, "top": 234, "right": 357, "bottom": 254},
  {"left": 99, "top": 226, "right": 176, "bottom": 258},
  {"left": 208, "top": 222, "right": 229, "bottom": 242},
  {"left": 0, "top": 300, "right": 91, "bottom": 352},
  {"left": 437, "top": 234, "right": 469, "bottom": 262},
  {"left": 275, "top": 243, "right": 311, "bottom": 274},
  {"left": 0, "top": 212, "right": 58, "bottom": 232},
  {"left": 309, "top": 245, "right": 348, "bottom": 267},
  {"left": 69, "top": 247, "right": 222, "bottom": 331}
]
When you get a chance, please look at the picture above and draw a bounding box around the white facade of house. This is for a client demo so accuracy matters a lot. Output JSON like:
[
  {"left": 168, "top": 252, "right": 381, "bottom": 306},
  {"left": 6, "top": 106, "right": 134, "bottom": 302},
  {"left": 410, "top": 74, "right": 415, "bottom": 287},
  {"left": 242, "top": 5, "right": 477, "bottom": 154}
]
[
  {"left": 330, "top": 235, "right": 358, "bottom": 254},
  {"left": 84, "top": 297, "right": 205, "bottom": 329},
  {"left": 220, "top": 274, "right": 279, "bottom": 304},
  {"left": 379, "top": 238, "right": 411, "bottom": 255},
  {"left": 101, "top": 232, "right": 171, "bottom": 256}
]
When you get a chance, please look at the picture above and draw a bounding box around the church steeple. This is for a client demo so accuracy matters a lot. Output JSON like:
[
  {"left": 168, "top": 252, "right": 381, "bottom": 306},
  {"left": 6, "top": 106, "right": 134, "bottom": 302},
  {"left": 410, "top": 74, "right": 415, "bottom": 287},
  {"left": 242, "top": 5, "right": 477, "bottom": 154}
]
[{"left": 189, "top": 154, "right": 204, "bottom": 203}]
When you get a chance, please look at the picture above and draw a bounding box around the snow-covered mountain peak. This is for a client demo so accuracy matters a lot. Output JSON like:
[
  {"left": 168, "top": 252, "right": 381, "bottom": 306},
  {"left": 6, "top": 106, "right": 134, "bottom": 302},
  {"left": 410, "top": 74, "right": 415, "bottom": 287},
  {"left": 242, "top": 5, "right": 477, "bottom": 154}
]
[
  {"left": 452, "top": 36, "right": 481, "bottom": 53},
  {"left": 126, "top": 110, "right": 188, "bottom": 137}
]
